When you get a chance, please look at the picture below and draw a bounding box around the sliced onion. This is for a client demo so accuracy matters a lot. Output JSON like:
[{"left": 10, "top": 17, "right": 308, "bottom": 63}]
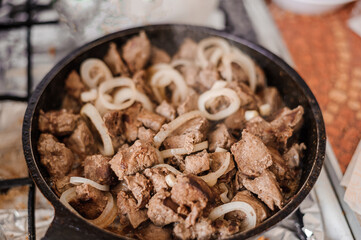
[
  {"left": 160, "top": 141, "right": 208, "bottom": 159},
  {"left": 81, "top": 89, "right": 97, "bottom": 102},
  {"left": 114, "top": 87, "right": 153, "bottom": 112},
  {"left": 165, "top": 174, "right": 177, "bottom": 187},
  {"left": 97, "top": 77, "right": 136, "bottom": 113},
  {"left": 208, "top": 201, "right": 257, "bottom": 231},
  {"left": 215, "top": 147, "right": 227, "bottom": 153},
  {"left": 196, "top": 37, "right": 231, "bottom": 68},
  {"left": 152, "top": 164, "right": 182, "bottom": 175},
  {"left": 70, "top": 177, "right": 109, "bottom": 191},
  {"left": 80, "top": 103, "right": 114, "bottom": 156},
  {"left": 60, "top": 187, "right": 117, "bottom": 229},
  {"left": 80, "top": 58, "right": 112, "bottom": 88},
  {"left": 200, "top": 152, "right": 230, "bottom": 187},
  {"left": 153, "top": 110, "right": 203, "bottom": 148},
  {"left": 198, "top": 87, "right": 241, "bottom": 121},
  {"left": 211, "top": 80, "right": 228, "bottom": 90},
  {"left": 245, "top": 110, "right": 259, "bottom": 121},
  {"left": 259, "top": 103, "right": 271, "bottom": 116},
  {"left": 219, "top": 183, "right": 230, "bottom": 203},
  {"left": 171, "top": 59, "right": 193, "bottom": 68}
]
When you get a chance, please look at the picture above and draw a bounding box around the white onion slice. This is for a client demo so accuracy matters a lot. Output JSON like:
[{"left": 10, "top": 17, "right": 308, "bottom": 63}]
[
  {"left": 215, "top": 147, "right": 227, "bottom": 153},
  {"left": 208, "top": 201, "right": 257, "bottom": 231},
  {"left": 70, "top": 177, "right": 109, "bottom": 191},
  {"left": 152, "top": 164, "right": 182, "bottom": 175},
  {"left": 165, "top": 174, "right": 177, "bottom": 187},
  {"left": 196, "top": 37, "right": 231, "bottom": 68},
  {"left": 171, "top": 59, "right": 193, "bottom": 68},
  {"left": 59, "top": 187, "right": 117, "bottom": 228},
  {"left": 245, "top": 110, "right": 259, "bottom": 121},
  {"left": 80, "top": 58, "right": 112, "bottom": 88},
  {"left": 219, "top": 183, "right": 230, "bottom": 203},
  {"left": 153, "top": 110, "right": 203, "bottom": 148},
  {"left": 80, "top": 103, "right": 114, "bottom": 156},
  {"left": 160, "top": 141, "right": 208, "bottom": 159},
  {"left": 211, "top": 80, "right": 228, "bottom": 90},
  {"left": 97, "top": 77, "right": 136, "bottom": 112},
  {"left": 114, "top": 87, "right": 153, "bottom": 112},
  {"left": 259, "top": 103, "right": 271, "bottom": 116},
  {"left": 200, "top": 152, "right": 230, "bottom": 187},
  {"left": 80, "top": 89, "right": 97, "bottom": 102},
  {"left": 198, "top": 87, "right": 241, "bottom": 121}
]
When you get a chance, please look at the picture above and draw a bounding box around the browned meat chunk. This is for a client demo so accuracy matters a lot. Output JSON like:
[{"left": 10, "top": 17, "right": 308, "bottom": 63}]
[
  {"left": 173, "top": 218, "right": 214, "bottom": 240},
  {"left": 171, "top": 174, "right": 213, "bottom": 226},
  {"left": 177, "top": 89, "right": 199, "bottom": 115},
  {"left": 228, "top": 82, "right": 259, "bottom": 109},
  {"left": 71, "top": 184, "right": 107, "bottom": 219},
  {"left": 242, "top": 170, "right": 283, "bottom": 210},
  {"left": 103, "top": 42, "right": 129, "bottom": 76},
  {"left": 185, "top": 150, "right": 210, "bottom": 175},
  {"left": 132, "top": 70, "right": 155, "bottom": 99},
  {"left": 137, "top": 108, "right": 165, "bottom": 132},
  {"left": 156, "top": 100, "right": 176, "bottom": 121},
  {"left": 61, "top": 94, "right": 81, "bottom": 113},
  {"left": 37, "top": 133, "right": 74, "bottom": 177},
  {"left": 208, "top": 124, "right": 236, "bottom": 151},
  {"left": 83, "top": 155, "right": 113, "bottom": 185},
  {"left": 224, "top": 108, "right": 246, "bottom": 131},
  {"left": 137, "top": 127, "right": 155, "bottom": 143},
  {"left": 206, "top": 96, "right": 229, "bottom": 115},
  {"left": 283, "top": 143, "right": 306, "bottom": 168},
  {"left": 227, "top": 190, "right": 268, "bottom": 224},
  {"left": 65, "top": 70, "right": 86, "bottom": 100},
  {"left": 124, "top": 173, "right": 152, "bottom": 208},
  {"left": 258, "top": 87, "right": 283, "bottom": 113},
  {"left": 117, "top": 190, "right": 148, "bottom": 228},
  {"left": 245, "top": 116, "right": 275, "bottom": 146},
  {"left": 173, "top": 38, "right": 198, "bottom": 60},
  {"left": 52, "top": 167, "right": 82, "bottom": 195},
  {"left": 210, "top": 152, "right": 236, "bottom": 178},
  {"left": 213, "top": 219, "right": 241, "bottom": 238},
  {"left": 147, "top": 191, "right": 182, "bottom": 226},
  {"left": 110, "top": 140, "right": 161, "bottom": 180},
  {"left": 231, "top": 130, "right": 272, "bottom": 177},
  {"left": 65, "top": 120, "right": 96, "bottom": 155},
  {"left": 268, "top": 147, "right": 294, "bottom": 181},
  {"left": 255, "top": 65, "right": 266, "bottom": 88},
  {"left": 150, "top": 46, "right": 171, "bottom": 65},
  {"left": 196, "top": 64, "right": 220, "bottom": 91},
  {"left": 143, "top": 167, "right": 170, "bottom": 193},
  {"left": 164, "top": 117, "right": 209, "bottom": 152},
  {"left": 136, "top": 224, "right": 172, "bottom": 240},
  {"left": 177, "top": 64, "right": 199, "bottom": 88},
  {"left": 38, "top": 109, "right": 79, "bottom": 136},
  {"left": 122, "top": 31, "right": 150, "bottom": 73}
]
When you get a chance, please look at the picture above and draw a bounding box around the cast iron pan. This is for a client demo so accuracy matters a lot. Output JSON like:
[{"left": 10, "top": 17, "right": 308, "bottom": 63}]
[{"left": 22, "top": 24, "right": 326, "bottom": 240}]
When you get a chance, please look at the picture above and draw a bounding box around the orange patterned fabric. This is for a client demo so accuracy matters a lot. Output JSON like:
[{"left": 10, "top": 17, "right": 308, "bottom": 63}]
[{"left": 270, "top": 3, "right": 361, "bottom": 173}]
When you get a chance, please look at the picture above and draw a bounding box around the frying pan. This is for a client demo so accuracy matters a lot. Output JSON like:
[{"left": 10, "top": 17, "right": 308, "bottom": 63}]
[{"left": 22, "top": 24, "right": 326, "bottom": 240}]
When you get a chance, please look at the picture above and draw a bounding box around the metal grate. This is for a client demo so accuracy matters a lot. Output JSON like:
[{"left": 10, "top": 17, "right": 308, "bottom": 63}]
[{"left": 0, "top": 0, "right": 58, "bottom": 239}]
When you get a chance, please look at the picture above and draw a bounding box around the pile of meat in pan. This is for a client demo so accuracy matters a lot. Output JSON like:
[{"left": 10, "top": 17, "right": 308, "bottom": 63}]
[{"left": 37, "top": 31, "right": 306, "bottom": 240}]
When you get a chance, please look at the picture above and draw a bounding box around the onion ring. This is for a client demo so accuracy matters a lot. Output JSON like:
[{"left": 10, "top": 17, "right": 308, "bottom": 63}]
[
  {"left": 196, "top": 37, "right": 231, "bottom": 68},
  {"left": 200, "top": 152, "right": 230, "bottom": 187},
  {"left": 160, "top": 141, "right": 208, "bottom": 159},
  {"left": 152, "top": 164, "right": 182, "bottom": 175},
  {"left": 80, "top": 58, "right": 112, "bottom": 88},
  {"left": 70, "top": 177, "right": 109, "bottom": 191},
  {"left": 80, "top": 89, "right": 97, "bottom": 102}
]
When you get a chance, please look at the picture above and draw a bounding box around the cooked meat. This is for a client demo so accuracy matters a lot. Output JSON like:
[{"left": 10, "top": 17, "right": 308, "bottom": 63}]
[
  {"left": 147, "top": 191, "right": 182, "bottom": 226},
  {"left": 242, "top": 170, "right": 283, "bottom": 210},
  {"left": 137, "top": 127, "right": 155, "bottom": 143},
  {"left": 196, "top": 64, "right": 219, "bottom": 91},
  {"left": 283, "top": 143, "right": 306, "bottom": 168},
  {"left": 228, "top": 82, "right": 259, "bottom": 109},
  {"left": 209, "top": 152, "right": 235, "bottom": 177},
  {"left": 245, "top": 116, "right": 275, "bottom": 146},
  {"left": 61, "top": 94, "right": 81, "bottom": 113},
  {"left": 150, "top": 46, "right": 171, "bottom": 65},
  {"left": 37, "top": 133, "right": 74, "bottom": 177},
  {"left": 213, "top": 219, "right": 241, "bottom": 238},
  {"left": 65, "top": 120, "right": 96, "bottom": 156},
  {"left": 124, "top": 173, "right": 152, "bottom": 208},
  {"left": 110, "top": 140, "right": 161, "bottom": 180},
  {"left": 231, "top": 130, "right": 272, "bottom": 177},
  {"left": 52, "top": 167, "right": 82, "bottom": 195},
  {"left": 173, "top": 38, "right": 198, "bottom": 60},
  {"left": 185, "top": 150, "right": 210, "bottom": 175},
  {"left": 122, "top": 31, "right": 151, "bottom": 73},
  {"left": 173, "top": 218, "right": 214, "bottom": 240},
  {"left": 137, "top": 108, "right": 165, "bottom": 132},
  {"left": 156, "top": 100, "right": 176, "bottom": 121},
  {"left": 38, "top": 109, "right": 79, "bottom": 136},
  {"left": 226, "top": 190, "right": 268, "bottom": 224},
  {"left": 65, "top": 70, "right": 86, "bottom": 100},
  {"left": 268, "top": 147, "right": 294, "bottom": 181},
  {"left": 208, "top": 124, "right": 236, "bottom": 151},
  {"left": 224, "top": 108, "right": 246, "bottom": 131},
  {"left": 71, "top": 184, "right": 107, "bottom": 219},
  {"left": 255, "top": 65, "right": 266, "bottom": 88},
  {"left": 83, "top": 155, "right": 113, "bottom": 185},
  {"left": 133, "top": 70, "right": 155, "bottom": 99},
  {"left": 117, "top": 190, "right": 148, "bottom": 228},
  {"left": 177, "top": 89, "right": 199, "bottom": 115},
  {"left": 171, "top": 174, "right": 214, "bottom": 226},
  {"left": 258, "top": 87, "right": 283, "bottom": 113},
  {"left": 178, "top": 64, "right": 199, "bottom": 88},
  {"left": 163, "top": 117, "right": 209, "bottom": 152},
  {"left": 136, "top": 224, "right": 172, "bottom": 240},
  {"left": 103, "top": 42, "right": 129, "bottom": 76},
  {"left": 230, "top": 63, "right": 248, "bottom": 84},
  {"left": 143, "top": 167, "right": 170, "bottom": 193}
]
